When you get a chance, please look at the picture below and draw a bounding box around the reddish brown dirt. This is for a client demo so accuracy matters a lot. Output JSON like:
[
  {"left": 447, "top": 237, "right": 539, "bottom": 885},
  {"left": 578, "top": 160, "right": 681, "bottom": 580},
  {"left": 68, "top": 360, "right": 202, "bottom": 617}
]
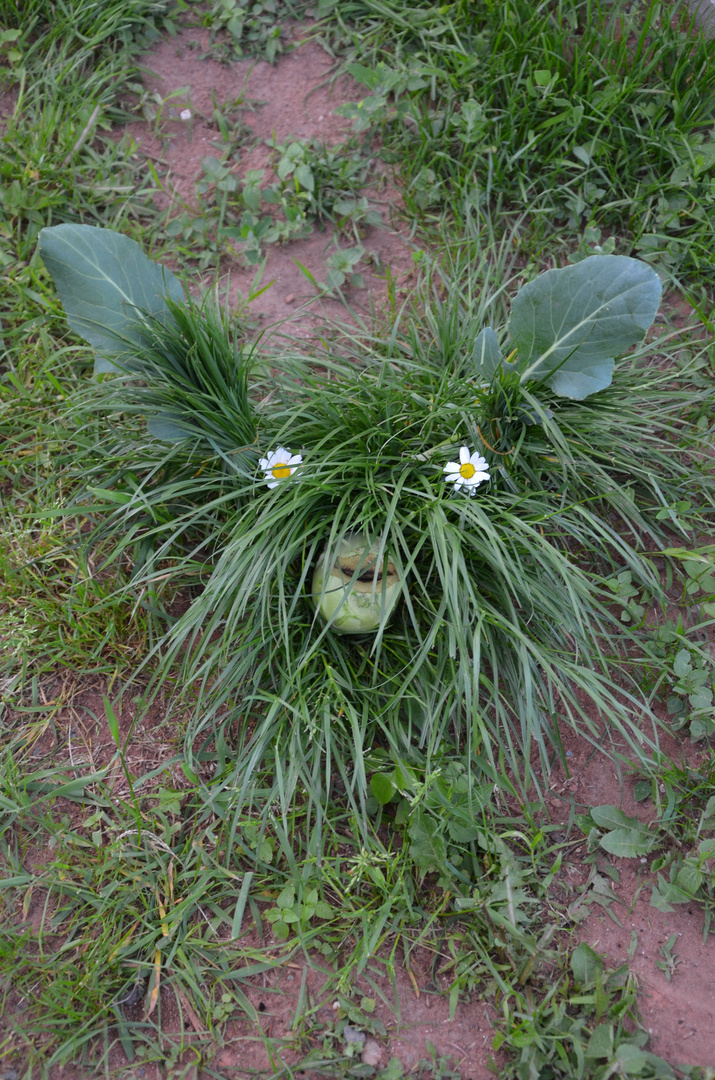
[
  {"left": 210, "top": 953, "right": 500, "bottom": 1078},
  {"left": 120, "top": 24, "right": 417, "bottom": 340},
  {"left": 9, "top": 676, "right": 185, "bottom": 797},
  {"left": 582, "top": 863, "right": 714, "bottom": 1067},
  {"left": 547, "top": 723, "right": 715, "bottom": 1069}
]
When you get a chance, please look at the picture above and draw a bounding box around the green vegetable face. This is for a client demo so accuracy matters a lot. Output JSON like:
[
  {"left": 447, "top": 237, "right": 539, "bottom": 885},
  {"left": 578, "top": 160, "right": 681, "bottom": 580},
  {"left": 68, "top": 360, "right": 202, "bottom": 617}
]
[{"left": 310, "top": 532, "right": 401, "bottom": 634}]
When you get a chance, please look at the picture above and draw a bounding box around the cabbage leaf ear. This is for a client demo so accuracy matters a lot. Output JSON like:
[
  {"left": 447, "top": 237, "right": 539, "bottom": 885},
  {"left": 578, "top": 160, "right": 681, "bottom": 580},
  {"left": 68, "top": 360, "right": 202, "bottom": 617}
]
[
  {"left": 509, "top": 255, "right": 662, "bottom": 400},
  {"left": 38, "top": 224, "right": 185, "bottom": 374}
]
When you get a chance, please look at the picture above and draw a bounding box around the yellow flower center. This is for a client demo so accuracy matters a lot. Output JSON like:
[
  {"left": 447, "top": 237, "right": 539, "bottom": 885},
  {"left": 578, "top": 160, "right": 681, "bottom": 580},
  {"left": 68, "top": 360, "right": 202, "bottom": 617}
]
[
  {"left": 272, "top": 463, "right": 291, "bottom": 479},
  {"left": 459, "top": 462, "right": 476, "bottom": 479}
]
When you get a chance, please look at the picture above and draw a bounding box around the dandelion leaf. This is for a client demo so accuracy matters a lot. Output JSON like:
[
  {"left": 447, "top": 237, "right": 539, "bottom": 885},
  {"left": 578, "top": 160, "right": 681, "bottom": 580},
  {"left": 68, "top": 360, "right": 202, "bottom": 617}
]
[{"left": 509, "top": 255, "right": 662, "bottom": 400}]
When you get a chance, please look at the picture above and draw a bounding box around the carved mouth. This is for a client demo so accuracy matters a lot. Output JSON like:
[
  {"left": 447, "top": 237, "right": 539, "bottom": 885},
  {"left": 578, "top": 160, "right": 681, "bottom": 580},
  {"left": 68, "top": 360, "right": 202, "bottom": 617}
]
[{"left": 334, "top": 553, "right": 399, "bottom": 592}]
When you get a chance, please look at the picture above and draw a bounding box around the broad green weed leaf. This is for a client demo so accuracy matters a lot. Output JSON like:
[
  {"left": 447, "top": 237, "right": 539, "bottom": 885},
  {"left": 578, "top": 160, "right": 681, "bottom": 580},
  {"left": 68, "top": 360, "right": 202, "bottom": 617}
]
[
  {"left": 510, "top": 255, "right": 661, "bottom": 399},
  {"left": 257, "top": 838, "right": 273, "bottom": 862},
  {"left": 650, "top": 876, "right": 689, "bottom": 911},
  {"left": 584, "top": 1023, "right": 614, "bottom": 1059},
  {"left": 599, "top": 827, "right": 655, "bottom": 858},
  {"left": 408, "top": 815, "right": 447, "bottom": 872},
  {"left": 346, "top": 62, "right": 383, "bottom": 89},
  {"left": 570, "top": 942, "right": 603, "bottom": 985},
  {"left": 376, "top": 1058, "right": 404, "bottom": 1080},
  {"left": 676, "top": 864, "right": 703, "bottom": 895},
  {"left": 276, "top": 884, "right": 295, "bottom": 910},
  {"left": 94, "top": 355, "right": 123, "bottom": 375},
  {"left": 447, "top": 820, "right": 482, "bottom": 843},
  {"left": 38, "top": 224, "right": 184, "bottom": 363},
  {"left": 295, "top": 163, "right": 314, "bottom": 192},
  {"left": 614, "top": 1043, "right": 650, "bottom": 1072},
  {"left": 673, "top": 648, "right": 692, "bottom": 678},
  {"left": 370, "top": 772, "right": 396, "bottom": 805},
  {"left": 591, "top": 805, "right": 641, "bottom": 831}
]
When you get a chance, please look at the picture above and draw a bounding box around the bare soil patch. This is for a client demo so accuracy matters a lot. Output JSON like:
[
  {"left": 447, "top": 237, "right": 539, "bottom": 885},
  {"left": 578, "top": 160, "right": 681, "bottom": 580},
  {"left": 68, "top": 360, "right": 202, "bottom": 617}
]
[
  {"left": 547, "top": 723, "right": 715, "bottom": 1069},
  {"left": 120, "top": 24, "right": 417, "bottom": 339}
]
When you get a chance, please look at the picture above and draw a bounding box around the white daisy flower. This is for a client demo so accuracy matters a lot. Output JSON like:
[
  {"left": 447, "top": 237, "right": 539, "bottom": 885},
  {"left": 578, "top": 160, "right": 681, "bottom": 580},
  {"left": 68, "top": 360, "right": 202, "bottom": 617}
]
[
  {"left": 259, "top": 447, "right": 302, "bottom": 489},
  {"left": 443, "top": 446, "right": 490, "bottom": 495}
]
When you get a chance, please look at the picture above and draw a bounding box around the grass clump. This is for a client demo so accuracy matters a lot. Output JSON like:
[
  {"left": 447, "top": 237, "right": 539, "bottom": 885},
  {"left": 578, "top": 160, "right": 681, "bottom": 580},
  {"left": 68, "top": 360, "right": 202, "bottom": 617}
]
[{"left": 324, "top": 0, "right": 715, "bottom": 291}]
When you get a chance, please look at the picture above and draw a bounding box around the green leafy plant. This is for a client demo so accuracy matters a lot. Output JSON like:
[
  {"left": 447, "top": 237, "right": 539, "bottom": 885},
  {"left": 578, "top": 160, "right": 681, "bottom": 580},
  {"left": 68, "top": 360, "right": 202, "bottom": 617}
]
[
  {"left": 642, "top": 776, "right": 715, "bottom": 935},
  {"left": 604, "top": 569, "right": 653, "bottom": 625},
  {"left": 322, "top": 242, "right": 366, "bottom": 291},
  {"left": 493, "top": 943, "right": 678, "bottom": 1079},
  {"left": 576, "top": 778, "right": 715, "bottom": 937},
  {"left": 265, "top": 136, "right": 377, "bottom": 226},
  {"left": 38, "top": 225, "right": 185, "bottom": 373},
  {"left": 666, "top": 645, "right": 714, "bottom": 741},
  {"left": 476, "top": 254, "right": 661, "bottom": 401},
  {"left": 335, "top": 58, "right": 428, "bottom": 133},
  {"left": 0, "top": 26, "right": 22, "bottom": 65},
  {"left": 200, "top": 0, "right": 296, "bottom": 64},
  {"left": 655, "top": 933, "right": 680, "bottom": 981},
  {"left": 643, "top": 617, "right": 715, "bottom": 741},
  {"left": 661, "top": 545, "right": 715, "bottom": 619},
  {"left": 576, "top": 805, "right": 661, "bottom": 861},
  {"left": 5, "top": 7, "right": 715, "bottom": 1077},
  {"left": 650, "top": 841, "right": 715, "bottom": 935},
  {"left": 264, "top": 882, "right": 333, "bottom": 940},
  {"left": 163, "top": 135, "right": 376, "bottom": 269}
]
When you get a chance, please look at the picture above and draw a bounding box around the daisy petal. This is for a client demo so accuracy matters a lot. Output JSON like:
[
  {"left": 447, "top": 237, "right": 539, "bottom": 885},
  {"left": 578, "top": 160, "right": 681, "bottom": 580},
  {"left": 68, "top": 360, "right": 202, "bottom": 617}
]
[
  {"left": 444, "top": 461, "right": 461, "bottom": 474},
  {"left": 459, "top": 446, "right": 470, "bottom": 464}
]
